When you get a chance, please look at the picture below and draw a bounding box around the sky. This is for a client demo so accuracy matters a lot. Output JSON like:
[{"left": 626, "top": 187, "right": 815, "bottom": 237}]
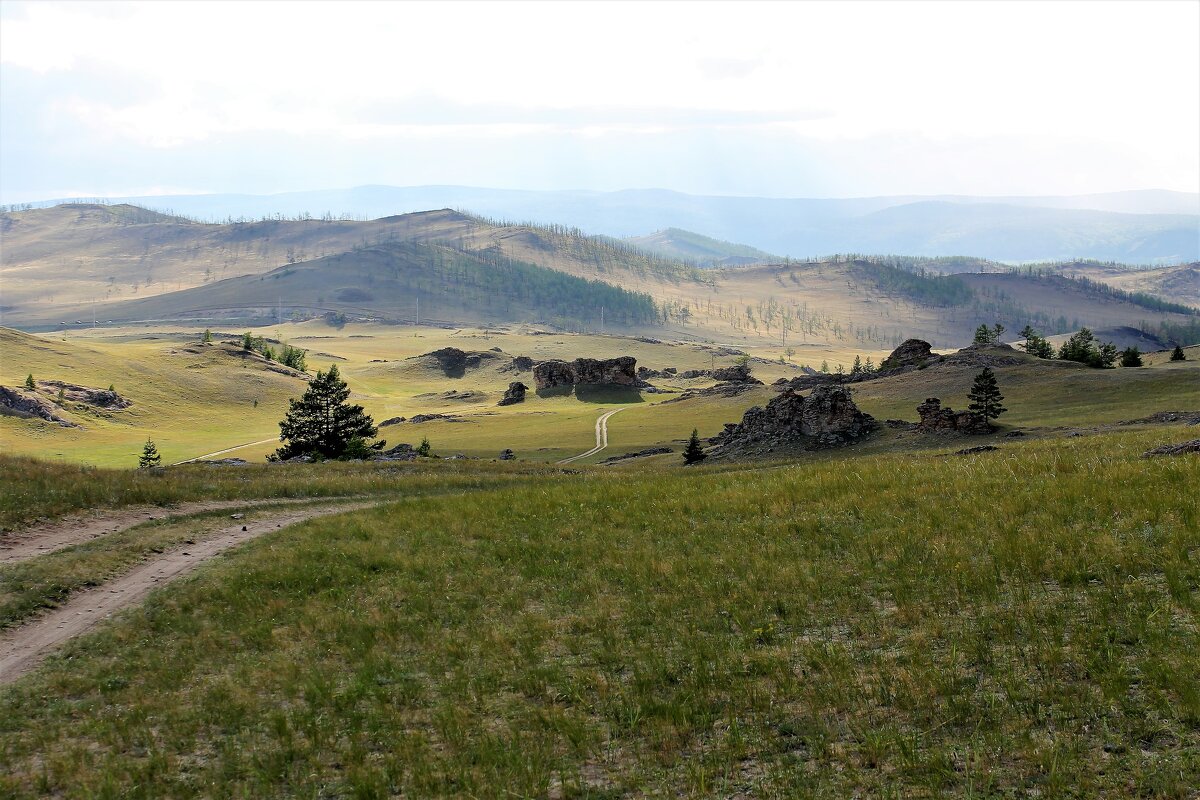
[{"left": 1, "top": 0, "right": 1197, "bottom": 203}]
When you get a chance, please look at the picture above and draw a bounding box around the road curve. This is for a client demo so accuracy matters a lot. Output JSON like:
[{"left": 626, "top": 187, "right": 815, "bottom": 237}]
[
  {"left": 558, "top": 407, "right": 626, "bottom": 464},
  {"left": 0, "top": 501, "right": 374, "bottom": 685}
]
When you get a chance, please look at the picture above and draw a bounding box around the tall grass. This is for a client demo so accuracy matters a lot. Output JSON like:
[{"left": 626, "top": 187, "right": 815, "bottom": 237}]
[{"left": 0, "top": 430, "right": 1197, "bottom": 796}]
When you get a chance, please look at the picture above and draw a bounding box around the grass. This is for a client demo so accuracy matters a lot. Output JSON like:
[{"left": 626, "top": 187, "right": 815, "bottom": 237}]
[
  {"left": 1, "top": 428, "right": 1197, "bottom": 797},
  {"left": 0, "top": 455, "right": 564, "bottom": 531}
]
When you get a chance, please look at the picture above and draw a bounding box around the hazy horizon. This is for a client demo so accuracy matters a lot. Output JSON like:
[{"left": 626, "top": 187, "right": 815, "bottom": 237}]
[{"left": 2, "top": 0, "right": 1197, "bottom": 205}]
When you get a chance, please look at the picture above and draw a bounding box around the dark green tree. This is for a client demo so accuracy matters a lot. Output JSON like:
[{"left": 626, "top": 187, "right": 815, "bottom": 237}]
[
  {"left": 416, "top": 436, "right": 431, "bottom": 457},
  {"left": 138, "top": 437, "right": 161, "bottom": 469},
  {"left": 1019, "top": 325, "right": 1054, "bottom": 359},
  {"left": 203, "top": 328, "right": 213, "bottom": 344},
  {"left": 967, "top": 367, "right": 1006, "bottom": 427},
  {"left": 1170, "top": 345, "right": 1187, "bottom": 361},
  {"left": 973, "top": 324, "right": 994, "bottom": 345},
  {"left": 683, "top": 429, "right": 707, "bottom": 465},
  {"left": 24, "top": 373, "right": 35, "bottom": 390},
  {"left": 272, "top": 365, "right": 378, "bottom": 460},
  {"left": 1058, "top": 328, "right": 1117, "bottom": 368},
  {"left": 242, "top": 331, "right": 254, "bottom": 350},
  {"left": 1119, "top": 347, "right": 1143, "bottom": 367}
]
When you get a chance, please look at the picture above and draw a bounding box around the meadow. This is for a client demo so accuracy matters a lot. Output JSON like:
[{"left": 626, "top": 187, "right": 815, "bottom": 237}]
[{"left": 1, "top": 427, "right": 1197, "bottom": 797}]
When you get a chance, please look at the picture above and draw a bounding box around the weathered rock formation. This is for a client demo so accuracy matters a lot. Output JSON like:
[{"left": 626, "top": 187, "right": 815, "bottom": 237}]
[
  {"left": 916, "top": 398, "right": 991, "bottom": 434},
  {"left": 501, "top": 355, "right": 534, "bottom": 373},
  {"left": 0, "top": 386, "right": 78, "bottom": 426},
  {"left": 37, "top": 380, "right": 132, "bottom": 409},
  {"left": 1141, "top": 439, "right": 1200, "bottom": 458},
  {"left": 498, "top": 448, "right": 516, "bottom": 460},
  {"left": 533, "top": 357, "right": 637, "bottom": 391},
  {"left": 420, "top": 347, "right": 499, "bottom": 377},
  {"left": 678, "top": 365, "right": 762, "bottom": 384},
  {"left": 376, "top": 443, "right": 417, "bottom": 461},
  {"left": 637, "top": 366, "right": 677, "bottom": 379},
  {"left": 599, "top": 446, "right": 673, "bottom": 465},
  {"left": 710, "top": 385, "right": 876, "bottom": 457},
  {"left": 498, "top": 382, "right": 528, "bottom": 406},
  {"left": 942, "top": 342, "right": 1025, "bottom": 368},
  {"left": 879, "top": 339, "right": 936, "bottom": 372}
]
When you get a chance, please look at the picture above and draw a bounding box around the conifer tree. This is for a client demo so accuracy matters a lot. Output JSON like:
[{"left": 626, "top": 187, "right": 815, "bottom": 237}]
[
  {"left": 272, "top": 364, "right": 377, "bottom": 460},
  {"left": 203, "top": 328, "right": 213, "bottom": 344},
  {"left": 138, "top": 437, "right": 161, "bottom": 469},
  {"left": 967, "top": 367, "right": 1006, "bottom": 427},
  {"left": 683, "top": 429, "right": 707, "bottom": 465},
  {"left": 416, "top": 436, "right": 431, "bottom": 457},
  {"left": 1119, "top": 347, "right": 1143, "bottom": 367},
  {"left": 1170, "top": 345, "right": 1187, "bottom": 361},
  {"left": 24, "top": 374, "right": 34, "bottom": 390}
]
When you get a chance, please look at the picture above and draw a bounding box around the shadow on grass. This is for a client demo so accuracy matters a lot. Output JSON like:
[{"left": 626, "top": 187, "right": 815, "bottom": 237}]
[{"left": 534, "top": 384, "right": 646, "bottom": 403}]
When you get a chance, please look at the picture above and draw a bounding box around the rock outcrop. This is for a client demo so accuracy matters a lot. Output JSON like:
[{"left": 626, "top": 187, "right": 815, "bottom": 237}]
[
  {"left": 916, "top": 398, "right": 991, "bottom": 434},
  {"left": 1141, "top": 439, "right": 1200, "bottom": 458},
  {"left": 533, "top": 357, "right": 637, "bottom": 391},
  {"left": 0, "top": 386, "right": 78, "bottom": 426},
  {"left": 678, "top": 365, "right": 762, "bottom": 383},
  {"left": 498, "top": 382, "right": 528, "bottom": 406},
  {"left": 37, "top": 380, "right": 132, "bottom": 409},
  {"left": 710, "top": 385, "right": 876, "bottom": 458},
  {"left": 501, "top": 355, "right": 535, "bottom": 373},
  {"left": 420, "top": 347, "right": 499, "bottom": 377},
  {"left": 498, "top": 448, "right": 516, "bottom": 460},
  {"left": 942, "top": 342, "right": 1025, "bottom": 368},
  {"left": 879, "top": 339, "right": 936, "bottom": 372}
]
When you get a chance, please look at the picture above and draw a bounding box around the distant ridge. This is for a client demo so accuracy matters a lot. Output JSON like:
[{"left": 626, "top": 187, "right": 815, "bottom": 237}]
[{"left": 14, "top": 185, "right": 1197, "bottom": 263}]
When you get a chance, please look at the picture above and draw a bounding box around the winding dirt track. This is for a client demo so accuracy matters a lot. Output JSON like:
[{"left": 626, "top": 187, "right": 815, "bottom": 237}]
[
  {"left": 0, "top": 498, "right": 342, "bottom": 565},
  {"left": 0, "top": 501, "right": 374, "bottom": 685},
  {"left": 558, "top": 407, "right": 626, "bottom": 464}
]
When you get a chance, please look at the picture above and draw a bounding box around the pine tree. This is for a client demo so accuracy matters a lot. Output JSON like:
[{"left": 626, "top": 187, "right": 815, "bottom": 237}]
[
  {"left": 967, "top": 367, "right": 1006, "bottom": 427},
  {"left": 1170, "top": 345, "right": 1187, "bottom": 361},
  {"left": 683, "top": 429, "right": 707, "bottom": 465},
  {"left": 203, "top": 328, "right": 213, "bottom": 344},
  {"left": 416, "top": 437, "right": 431, "bottom": 457},
  {"left": 242, "top": 331, "right": 254, "bottom": 351},
  {"left": 138, "top": 437, "right": 161, "bottom": 469},
  {"left": 1119, "top": 347, "right": 1143, "bottom": 367},
  {"left": 973, "top": 324, "right": 996, "bottom": 345},
  {"left": 272, "top": 364, "right": 377, "bottom": 460},
  {"left": 1019, "top": 325, "right": 1054, "bottom": 359},
  {"left": 24, "top": 374, "right": 35, "bottom": 390}
]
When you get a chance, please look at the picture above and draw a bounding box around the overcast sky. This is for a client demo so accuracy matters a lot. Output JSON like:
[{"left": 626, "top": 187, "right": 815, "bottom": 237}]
[{"left": 1, "top": 0, "right": 1197, "bottom": 203}]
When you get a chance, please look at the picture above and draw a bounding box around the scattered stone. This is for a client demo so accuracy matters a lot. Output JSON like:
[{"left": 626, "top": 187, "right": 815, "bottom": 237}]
[
  {"left": 194, "top": 458, "right": 248, "bottom": 466},
  {"left": 916, "top": 398, "right": 991, "bottom": 435},
  {"left": 0, "top": 386, "right": 78, "bottom": 426},
  {"left": 710, "top": 385, "right": 876, "bottom": 458},
  {"left": 533, "top": 356, "right": 637, "bottom": 391},
  {"left": 660, "top": 382, "right": 759, "bottom": 404},
  {"left": 408, "top": 413, "right": 465, "bottom": 424},
  {"left": 1120, "top": 411, "right": 1200, "bottom": 426},
  {"left": 954, "top": 445, "right": 999, "bottom": 455},
  {"left": 1141, "top": 439, "right": 1200, "bottom": 458},
  {"left": 885, "top": 419, "right": 918, "bottom": 430},
  {"left": 231, "top": 513, "right": 244, "bottom": 520},
  {"left": 498, "top": 382, "right": 528, "bottom": 406},
  {"left": 498, "top": 449, "right": 516, "bottom": 460},
  {"left": 379, "top": 416, "right": 406, "bottom": 426},
  {"left": 1004, "top": 430, "right": 1026, "bottom": 437},
  {"left": 599, "top": 446, "right": 673, "bottom": 465}
]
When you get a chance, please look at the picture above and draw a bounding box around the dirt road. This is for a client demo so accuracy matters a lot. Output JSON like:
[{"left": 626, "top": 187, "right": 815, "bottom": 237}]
[
  {"left": 558, "top": 407, "right": 625, "bottom": 464},
  {"left": 1, "top": 497, "right": 345, "bottom": 565},
  {"left": 0, "top": 501, "right": 373, "bottom": 684}
]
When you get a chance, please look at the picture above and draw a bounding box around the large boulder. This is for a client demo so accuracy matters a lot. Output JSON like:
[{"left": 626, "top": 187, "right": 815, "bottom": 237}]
[
  {"left": 0, "top": 386, "right": 77, "bottom": 426},
  {"left": 880, "top": 339, "right": 936, "bottom": 372},
  {"left": 533, "top": 357, "right": 637, "bottom": 391},
  {"left": 498, "top": 381, "right": 528, "bottom": 406},
  {"left": 916, "top": 398, "right": 991, "bottom": 434},
  {"left": 710, "top": 385, "right": 876, "bottom": 458}
]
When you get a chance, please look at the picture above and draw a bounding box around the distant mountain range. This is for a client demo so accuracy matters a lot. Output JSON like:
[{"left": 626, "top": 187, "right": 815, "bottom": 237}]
[{"left": 19, "top": 186, "right": 1200, "bottom": 264}]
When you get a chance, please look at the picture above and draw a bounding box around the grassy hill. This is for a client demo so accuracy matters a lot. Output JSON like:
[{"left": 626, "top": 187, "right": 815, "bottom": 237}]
[
  {"left": 5, "top": 204, "right": 1197, "bottom": 351},
  {"left": 625, "top": 228, "right": 781, "bottom": 266}
]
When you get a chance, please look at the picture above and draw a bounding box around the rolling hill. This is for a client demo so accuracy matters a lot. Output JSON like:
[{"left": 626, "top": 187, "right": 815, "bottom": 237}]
[{"left": 22, "top": 185, "right": 1198, "bottom": 262}]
